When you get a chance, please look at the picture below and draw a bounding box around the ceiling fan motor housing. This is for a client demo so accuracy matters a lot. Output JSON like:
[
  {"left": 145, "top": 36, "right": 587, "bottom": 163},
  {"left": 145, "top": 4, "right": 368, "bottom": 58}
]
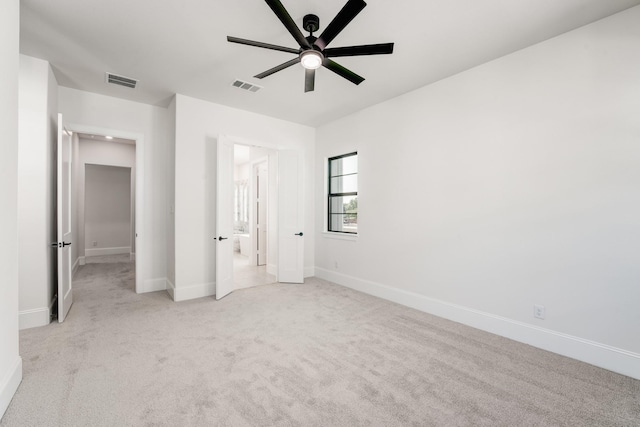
[
  {"left": 227, "top": 0, "right": 394, "bottom": 92},
  {"left": 303, "top": 14, "right": 320, "bottom": 34}
]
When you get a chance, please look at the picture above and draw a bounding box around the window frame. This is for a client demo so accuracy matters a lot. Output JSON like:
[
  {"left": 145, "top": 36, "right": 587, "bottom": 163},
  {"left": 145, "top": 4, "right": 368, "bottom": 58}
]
[{"left": 327, "top": 151, "right": 358, "bottom": 235}]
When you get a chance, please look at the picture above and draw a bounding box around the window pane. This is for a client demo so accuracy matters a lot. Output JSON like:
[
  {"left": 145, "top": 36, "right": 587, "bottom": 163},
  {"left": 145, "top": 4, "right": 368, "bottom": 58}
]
[
  {"left": 329, "top": 214, "right": 358, "bottom": 233},
  {"left": 329, "top": 195, "right": 357, "bottom": 214},
  {"left": 330, "top": 175, "right": 357, "bottom": 194},
  {"left": 330, "top": 154, "right": 357, "bottom": 177}
]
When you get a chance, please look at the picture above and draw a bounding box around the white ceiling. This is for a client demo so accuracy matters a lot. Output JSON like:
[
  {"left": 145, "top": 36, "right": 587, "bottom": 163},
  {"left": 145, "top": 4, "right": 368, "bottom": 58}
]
[{"left": 20, "top": 0, "right": 640, "bottom": 127}]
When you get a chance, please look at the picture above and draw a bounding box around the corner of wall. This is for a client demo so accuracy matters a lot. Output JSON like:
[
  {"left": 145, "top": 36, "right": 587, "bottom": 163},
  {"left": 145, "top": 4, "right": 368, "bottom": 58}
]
[
  {"left": 0, "top": 0, "right": 22, "bottom": 419},
  {"left": 140, "top": 278, "right": 168, "bottom": 294},
  {"left": 0, "top": 357, "right": 22, "bottom": 421},
  {"left": 166, "top": 278, "right": 176, "bottom": 301},
  {"left": 170, "top": 281, "right": 215, "bottom": 302}
]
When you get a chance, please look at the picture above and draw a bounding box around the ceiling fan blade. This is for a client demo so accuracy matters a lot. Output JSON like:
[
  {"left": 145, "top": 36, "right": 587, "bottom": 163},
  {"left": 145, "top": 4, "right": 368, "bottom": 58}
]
[
  {"left": 264, "top": 0, "right": 312, "bottom": 49},
  {"left": 324, "top": 42, "right": 394, "bottom": 57},
  {"left": 305, "top": 68, "right": 315, "bottom": 92},
  {"left": 315, "top": 0, "right": 367, "bottom": 50},
  {"left": 322, "top": 58, "right": 364, "bottom": 85},
  {"left": 227, "top": 36, "right": 299, "bottom": 54},
  {"left": 254, "top": 58, "right": 300, "bottom": 79}
]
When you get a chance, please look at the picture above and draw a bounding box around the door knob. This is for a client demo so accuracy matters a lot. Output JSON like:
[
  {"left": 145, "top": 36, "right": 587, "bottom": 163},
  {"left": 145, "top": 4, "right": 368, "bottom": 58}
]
[
  {"left": 295, "top": 232, "right": 303, "bottom": 236},
  {"left": 51, "top": 242, "right": 72, "bottom": 248},
  {"left": 218, "top": 236, "right": 228, "bottom": 241}
]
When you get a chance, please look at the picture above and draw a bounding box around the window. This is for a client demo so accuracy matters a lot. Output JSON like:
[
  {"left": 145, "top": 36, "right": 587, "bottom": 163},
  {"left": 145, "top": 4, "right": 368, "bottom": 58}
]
[{"left": 328, "top": 152, "right": 358, "bottom": 234}]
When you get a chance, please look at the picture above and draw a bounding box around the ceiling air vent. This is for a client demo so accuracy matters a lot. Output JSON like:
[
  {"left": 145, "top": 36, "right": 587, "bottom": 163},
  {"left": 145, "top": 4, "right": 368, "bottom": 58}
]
[
  {"left": 232, "top": 79, "right": 262, "bottom": 93},
  {"left": 105, "top": 72, "right": 138, "bottom": 89}
]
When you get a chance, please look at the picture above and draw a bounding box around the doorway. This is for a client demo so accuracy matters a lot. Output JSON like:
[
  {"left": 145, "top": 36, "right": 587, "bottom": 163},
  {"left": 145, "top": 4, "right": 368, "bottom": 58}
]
[
  {"left": 216, "top": 135, "right": 305, "bottom": 300},
  {"left": 83, "top": 164, "right": 134, "bottom": 265},
  {"left": 76, "top": 134, "right": 137, "bottom": 291},
  {"left": 67, "top": 124, "right": 144, "bottom": 294},
  {"left": 232, "top": 144, "right": 276, "bottom": 289}
]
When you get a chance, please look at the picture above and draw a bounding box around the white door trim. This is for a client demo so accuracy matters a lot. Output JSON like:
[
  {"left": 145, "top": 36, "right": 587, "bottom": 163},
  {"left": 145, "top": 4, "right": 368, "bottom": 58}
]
[
  {"left": 223, "top": 134, "right": 305, "bottom": 285},
  {"left": 66, "top": 123, "right": 145, "bottom": 294}
]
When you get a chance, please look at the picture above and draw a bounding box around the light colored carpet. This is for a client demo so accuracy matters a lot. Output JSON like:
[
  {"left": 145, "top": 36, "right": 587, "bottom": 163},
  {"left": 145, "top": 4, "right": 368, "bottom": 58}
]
[{"left": 2, "top": 256, "right": 638, "bottom": 426}]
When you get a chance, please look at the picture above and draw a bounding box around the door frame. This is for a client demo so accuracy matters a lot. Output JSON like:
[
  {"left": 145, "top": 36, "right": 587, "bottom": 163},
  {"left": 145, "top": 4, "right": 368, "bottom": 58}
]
[
  {"left": 222, "top": 134, "right": 304, "bottom": 284},
  {"left": 66, "top": 123, "right": 145, "bottom": 294},
  {"left": 250, "top": 158, "right": 269, "bottom": 267}
]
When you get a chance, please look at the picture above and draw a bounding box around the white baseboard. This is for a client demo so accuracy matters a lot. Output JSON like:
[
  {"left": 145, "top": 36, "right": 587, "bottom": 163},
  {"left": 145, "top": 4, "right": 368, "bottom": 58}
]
[
  {"left": 137, "top": 278, "right": 167, "bottom": 294},
  {"left": 72, "top": 257, "right": 80, "bottom": 277},
  {"left": 265, "top": 264, "right": 311, "bottom": 278},
  {"left": 85, "top": 246, "right": 130, "bottom": 257},
  {"left": 18, "top": 307, "right": 50, "bottom": 330},
  {"left": 267, "top": 263, "right": 277, "bottom": 276},
  {"left": 166, "top": 279, "right": 175, "bottom": 300},
  {"left": 79, "top": 256, "right": 86, "bottom": 266},
  {"left": 146, "top": 278, "right": 216, "bottom": 302},
  {"left": 314, "top": 267, "right": 640, "bottom": 380},
  {"left": 172, "top": 281, "right": 215, "bottom": 302},
  {"left": 0, "top": 357, "right": 22, "bottom": 420},
  {"left": 304, "top": 266, "right": 315, "bottom": 278}
]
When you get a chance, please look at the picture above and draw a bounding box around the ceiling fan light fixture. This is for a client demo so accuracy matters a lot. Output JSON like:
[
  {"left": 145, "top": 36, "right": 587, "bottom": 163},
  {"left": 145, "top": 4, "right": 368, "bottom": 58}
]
[
  {"left": 227, "top": 0, "right": 393, "bottom": 92},
  {"left": 300, "top": 50, "right": 323, "bottom": 70}
]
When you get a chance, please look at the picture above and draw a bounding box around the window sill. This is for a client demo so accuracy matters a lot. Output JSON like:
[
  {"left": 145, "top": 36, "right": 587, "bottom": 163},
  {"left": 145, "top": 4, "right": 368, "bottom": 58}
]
[{"left": 322, "top": 231, "right": 358, "bottom": 241}]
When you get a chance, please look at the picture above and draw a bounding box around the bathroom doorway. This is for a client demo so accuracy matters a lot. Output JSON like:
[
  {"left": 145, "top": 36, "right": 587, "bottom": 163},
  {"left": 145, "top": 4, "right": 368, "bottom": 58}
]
[{"left": 232, "top": 144, "right": 276, "bottom": 289}]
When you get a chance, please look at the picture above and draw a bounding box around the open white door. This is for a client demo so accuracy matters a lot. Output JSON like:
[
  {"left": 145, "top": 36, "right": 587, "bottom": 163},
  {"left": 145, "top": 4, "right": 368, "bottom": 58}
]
[
  {"left": 277, "top": 150, "right": 304, "bottom": 283},
  {"left": 57, "top": 113, "right": 73, "bottom": 322},
  {"left": 215, "top": 135, "right": 235, "bottom": 300}
]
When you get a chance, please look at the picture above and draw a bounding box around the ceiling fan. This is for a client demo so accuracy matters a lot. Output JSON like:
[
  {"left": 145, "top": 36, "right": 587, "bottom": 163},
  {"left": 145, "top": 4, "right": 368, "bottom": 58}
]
[{"left": 227, "top": 0, "right": 394, "bottom": 92}]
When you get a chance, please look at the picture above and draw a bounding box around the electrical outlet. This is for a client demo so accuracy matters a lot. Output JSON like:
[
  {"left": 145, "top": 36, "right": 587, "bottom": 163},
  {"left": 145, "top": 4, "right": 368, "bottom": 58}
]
[
  {"left": 534, "top": 304, "right": 545, "bottom": 320},
  {"left": 92, "top": 241, "right": 97, "bottom": 247}
]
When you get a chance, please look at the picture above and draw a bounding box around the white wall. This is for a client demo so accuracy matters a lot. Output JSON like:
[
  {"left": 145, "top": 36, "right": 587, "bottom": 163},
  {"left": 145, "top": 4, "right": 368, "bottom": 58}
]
[
  {"left": 0, "top": 0, "right": 22, "bottom": 419},
  {"left": 76, "top": 138, "right": 136, "bottom": 261},
  {"left": 17, "top": 55, "right": 58, "bottom": 329},
  {"left": 315, "top": 6, "right": 640, "bottom": 379},
  {"left": 84, "top": 164, "right": 132, "bottom": 255},
  {"left": 171, "top": 94, "right": 315, "bottom": 301},
  {"left": 59, "top": 87, "right": 169, "bottom": 292}
]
